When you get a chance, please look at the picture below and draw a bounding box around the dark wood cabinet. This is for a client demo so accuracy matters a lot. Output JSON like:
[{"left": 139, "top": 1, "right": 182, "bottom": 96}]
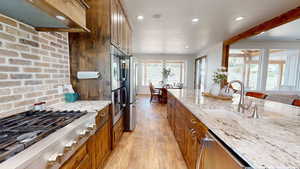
[
  {"left": 94, "top": 121, "right": 111, "bottom": 169},
  {"left": 111, "top": 0, "right": 119, "bottom": 46},
  {"left": 110, "top": 0, "right": 132, "bottom": 55},
  {"left": 167, "top": 92, "right": 247, "bottom": 169},
  {"left": 112, "top": 115, "right": 124, "bottom": 149},
  {"left": 61, "top": 143, "right": 91, "bottom": 169},
  {"left": 167, "top": 92, "right": 208, "bottom": 169}
]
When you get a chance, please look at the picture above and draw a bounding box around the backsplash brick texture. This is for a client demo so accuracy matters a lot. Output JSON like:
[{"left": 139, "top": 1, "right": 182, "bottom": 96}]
[{"left": 0, "top": 14, "right": 70, "bottom": 118}]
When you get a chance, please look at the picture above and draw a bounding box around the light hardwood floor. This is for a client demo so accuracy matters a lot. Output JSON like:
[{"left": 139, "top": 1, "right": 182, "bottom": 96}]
[{"left": 103, "top": 95, "right": 188, "bottom": 169}]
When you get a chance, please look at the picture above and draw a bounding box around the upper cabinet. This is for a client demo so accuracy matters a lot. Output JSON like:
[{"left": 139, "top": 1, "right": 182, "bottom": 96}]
[
  {"left": 111, "top": 0, "right": 132, "bottom": 55},
  {"left": 0, "top": 0, "right": 89, "bottom": 32}
]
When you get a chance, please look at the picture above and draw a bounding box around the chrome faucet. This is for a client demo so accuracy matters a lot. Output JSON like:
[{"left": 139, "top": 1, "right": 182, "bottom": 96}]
[
  {"left": 225, "top": 80, "right": 245, "bottom": 113},
  {"left": 225, "top": 80, "right": 260, "bottom": 118}
]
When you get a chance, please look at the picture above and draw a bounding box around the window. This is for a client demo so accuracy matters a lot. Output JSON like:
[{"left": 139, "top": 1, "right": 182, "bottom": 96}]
[
  {"left": 266, "top": 49, "right": 299, "bottom": 91},
  {"left": 142, "top": 61, "right": 163, "bottom": 86},
  {"left": 165, "top": 61, "right": 185, "bottom": 84},
  {"left": 228, "top": 49, "right": 262, "bottom": 90},
  {"left": 141, "top": 60, "right": 186, "bottom": 86},
  {"left": 228, "top": 48, "right": 300, "bottom": 92}
]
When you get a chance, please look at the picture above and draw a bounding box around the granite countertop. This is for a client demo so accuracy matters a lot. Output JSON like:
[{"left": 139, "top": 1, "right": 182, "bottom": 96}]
[
  {"left": 47, "top": 100, "right": 111, "bottom": 113},
  {"left": 168, "top": 89, "right": 300, "bottom": 169}
]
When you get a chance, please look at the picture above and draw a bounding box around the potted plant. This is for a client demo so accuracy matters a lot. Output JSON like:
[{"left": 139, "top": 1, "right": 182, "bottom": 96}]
[
  {"left": 210, "top": 67, "right": 227, "bottom": 96},
  {"left": 162, "top": 68, "right": 173, "bottom": 85}
]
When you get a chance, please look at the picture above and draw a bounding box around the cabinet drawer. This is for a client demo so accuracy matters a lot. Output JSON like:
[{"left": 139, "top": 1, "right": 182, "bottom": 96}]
[{"left": 60, "top": 144, "right": 88, "bottom": 169}]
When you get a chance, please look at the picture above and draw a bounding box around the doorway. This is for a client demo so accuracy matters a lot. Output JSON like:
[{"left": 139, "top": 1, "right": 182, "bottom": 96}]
[{"left": 194, "top": 56, "right": 207, "bottom": 91}]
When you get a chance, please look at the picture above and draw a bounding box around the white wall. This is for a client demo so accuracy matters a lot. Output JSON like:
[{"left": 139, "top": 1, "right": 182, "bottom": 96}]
[
  {"left": 197, "top": 42, "right": 223, "bottom": 90},
  {"left": 135, "top": 53, "right": 195, "bottom": 94}
]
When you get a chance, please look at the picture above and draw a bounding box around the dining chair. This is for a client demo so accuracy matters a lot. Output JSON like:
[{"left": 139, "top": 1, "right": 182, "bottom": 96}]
[
  {"left": 246, "top": 92, "right": 268, "bottom": 99},
  {"left": 292, "top": 99, "right": 300, "bottom": 107},
  {"left": 149, "top": 83, "right": 161, "bottom": 103}
]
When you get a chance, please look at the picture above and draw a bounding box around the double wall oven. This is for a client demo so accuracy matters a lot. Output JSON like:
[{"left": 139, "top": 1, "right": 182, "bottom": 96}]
[
  {"left": 111, "top": 45, "right": 137, "bottom": 130},
  {"left": 111, "top": 46, "right": 128, "bottom": 125}
]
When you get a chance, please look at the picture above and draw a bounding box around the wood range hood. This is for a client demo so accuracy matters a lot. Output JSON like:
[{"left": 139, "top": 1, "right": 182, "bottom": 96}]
[{"left": 0, "top": 0, "right": 90, "bottom": 32}]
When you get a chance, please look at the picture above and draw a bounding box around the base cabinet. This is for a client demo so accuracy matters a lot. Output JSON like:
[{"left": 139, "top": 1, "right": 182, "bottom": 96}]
[
  {"left": 94, "top": 121, "right": 111, "bottom": 169},
  {"left": 167, "top": 92, "right": 248, "bottom": 169},
  {"left": 60, "top": 144, "right": 91, "bottom": 169},
  {"left": 167, "top": 92, "right": 208, "bottom": 169},
  {"left": 112, "top": 115, "right": 124, "bottom": 149}
]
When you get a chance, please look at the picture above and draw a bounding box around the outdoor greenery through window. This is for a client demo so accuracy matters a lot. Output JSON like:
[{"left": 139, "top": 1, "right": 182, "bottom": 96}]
[
  {"left": 228, "top": 49, "right": 261, "bottom": 90},
  {"left": 228, "top": 49, "right": 300, "bottom": 91},
  {"left": 141, "top": 60, "right": 186, "bottom": 86}
]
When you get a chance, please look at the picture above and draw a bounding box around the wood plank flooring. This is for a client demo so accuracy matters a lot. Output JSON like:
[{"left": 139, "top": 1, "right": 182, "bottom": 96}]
[{"left": 103, "top": 95, "right": 188, "bottom": 169}]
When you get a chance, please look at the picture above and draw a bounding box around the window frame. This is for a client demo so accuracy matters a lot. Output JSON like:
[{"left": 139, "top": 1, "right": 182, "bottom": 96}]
[{"left": 140, "top": 59, "right": 186, "bottom": 86}]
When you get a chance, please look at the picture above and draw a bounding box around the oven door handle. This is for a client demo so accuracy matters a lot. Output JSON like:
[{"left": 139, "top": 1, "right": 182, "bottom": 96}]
[{"left": 122, "top": 87, "right": 128, "bottom": 107}]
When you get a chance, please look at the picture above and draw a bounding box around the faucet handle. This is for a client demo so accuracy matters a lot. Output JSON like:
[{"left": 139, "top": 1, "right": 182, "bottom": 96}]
[{"left": 244, "top": 102, "right": 259, "bottom": 119}]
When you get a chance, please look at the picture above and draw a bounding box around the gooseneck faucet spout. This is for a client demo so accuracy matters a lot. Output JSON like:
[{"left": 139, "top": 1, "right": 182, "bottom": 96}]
[{"left": 225, "top": 80, "right": 245, "bottom": 113}]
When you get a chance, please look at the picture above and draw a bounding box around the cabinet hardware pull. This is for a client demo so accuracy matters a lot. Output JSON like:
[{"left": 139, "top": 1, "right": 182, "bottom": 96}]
[
  {"left": 191, "top": 119, "right": 197, "bottom": 124},
  {"left": 48, "top": 153, "right": 63, "bottom": 167}
]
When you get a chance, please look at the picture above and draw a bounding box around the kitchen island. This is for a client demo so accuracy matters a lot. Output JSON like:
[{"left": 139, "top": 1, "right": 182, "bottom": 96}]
[
  {"left": 168, "top": 89, "right": 300, "bottom": 169},
  {"left": 0, "top": 100, "right": 111, "bottom": 169}
]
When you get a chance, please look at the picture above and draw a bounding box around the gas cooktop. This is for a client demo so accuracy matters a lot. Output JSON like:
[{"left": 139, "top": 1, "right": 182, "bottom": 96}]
[{"left": 0, "top": 110, "right": 87, "bottom": 163}]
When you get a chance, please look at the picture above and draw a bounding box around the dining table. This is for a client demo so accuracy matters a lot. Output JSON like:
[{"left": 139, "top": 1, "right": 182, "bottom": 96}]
[{"left": 154, "top": 84, "right": 182, "bottom": 104}]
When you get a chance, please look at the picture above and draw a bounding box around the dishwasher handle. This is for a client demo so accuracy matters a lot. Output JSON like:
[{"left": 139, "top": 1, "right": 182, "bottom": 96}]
[
  {"left": 196, "top": 135, "right": 214, "bottom": 169},
  {"left": 196, "top": 132, "right": 251, "bottom": 169}
]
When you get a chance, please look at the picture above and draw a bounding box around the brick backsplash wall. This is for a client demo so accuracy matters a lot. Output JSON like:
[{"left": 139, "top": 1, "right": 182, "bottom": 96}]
[{"left": 0, "top": 14, "right": 70, "bottom": 118}]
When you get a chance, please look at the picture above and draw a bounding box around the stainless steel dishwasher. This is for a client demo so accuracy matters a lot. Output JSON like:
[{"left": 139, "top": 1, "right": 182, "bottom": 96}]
[{"left": 196, "top": 131, "right": 252, "bottom": 169}]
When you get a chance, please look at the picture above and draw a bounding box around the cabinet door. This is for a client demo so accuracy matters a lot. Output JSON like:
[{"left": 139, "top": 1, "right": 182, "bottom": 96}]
[
  {"left": 95, "top": 121, "right": 111, "bottom": 169},
  {"left": 117, "top": 2, "right": 123, "bottom": 47},
  {"left": 174, "top": 109, "right": 186, "bottom": 155},
  {"left": 111, "top": 0, "right": 118, "bottom": 45},
  {"left": 112, "top": 116, "right": 124, "bottom": 148},
  {"left": 60, "top": 144, "right": 90, "bottom": 169},
  {"left": 185, "top": 127, "right": 201, "bottom": 169},
  {"left": 77, "top": 155, "right": 92, "bottom": 169}
]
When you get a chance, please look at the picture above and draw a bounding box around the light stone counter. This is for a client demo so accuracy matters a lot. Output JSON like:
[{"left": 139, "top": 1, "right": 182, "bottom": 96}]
[
  {"left": 168, "top": 89, "right": 300, "bottom": 169},
  {"left": 47, "top": 100, "right": 111, "bottom": 113}
]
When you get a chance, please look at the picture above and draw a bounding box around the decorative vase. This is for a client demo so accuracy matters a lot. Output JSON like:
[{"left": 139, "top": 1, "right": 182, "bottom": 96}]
[{"left": 209, "top": 83, "right": 221, "bottom": 96}]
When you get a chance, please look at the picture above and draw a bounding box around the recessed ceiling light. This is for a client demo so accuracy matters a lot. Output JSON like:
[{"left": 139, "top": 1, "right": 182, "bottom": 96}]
[
  {"left": 192, "top": 18, "right": 199, "bottom": 23},
  {"left": 235, "top": 17, "right": 244, "bottom": 21},
  {"left": 185, "top": 45, "right": 189, "bottom": 49},
  {"left": 152, "top": 14, "right": 162, "bottom": 19},
  {"left": 56, "top": 15, "right": 66, "bottom": 21},
  {"left": 137, "top": 15, "right": 144, "bottom": 20}
]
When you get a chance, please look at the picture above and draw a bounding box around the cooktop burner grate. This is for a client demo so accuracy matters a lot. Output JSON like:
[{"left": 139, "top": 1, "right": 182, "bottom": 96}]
[{"left": 0, "top": 110, "right": 87, "bottom": 163}]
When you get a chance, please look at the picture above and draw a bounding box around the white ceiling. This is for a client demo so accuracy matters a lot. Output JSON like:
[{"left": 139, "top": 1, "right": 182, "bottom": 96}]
[
  {"left": 122, "top": 0, "right": 300, "bottom": 55},
  {"left": 249, "top": 19, "right": 300, "bottom": 41}
]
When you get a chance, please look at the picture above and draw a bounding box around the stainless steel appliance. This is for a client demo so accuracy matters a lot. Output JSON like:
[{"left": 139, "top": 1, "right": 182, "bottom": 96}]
[
  {"left": 127, "top": 57, "right": 137, "bottom": 131},
  {"left": 0, "top": 110, "right": 87, "bottom": 163},
  {"left": 111, "top": 46, "right": 121, "bottom": 91},
  {"left": 111, "top": 46, "right": 128, "bottom": 125},
  {"left": 110, "top": 45, "right": 137, "bottom": 130},
  {"left": 111, "top": 86, "right": 127, "bottom": 124},
  {"left": 197, "top": 131, "right": 250, "bottom": 169}
]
